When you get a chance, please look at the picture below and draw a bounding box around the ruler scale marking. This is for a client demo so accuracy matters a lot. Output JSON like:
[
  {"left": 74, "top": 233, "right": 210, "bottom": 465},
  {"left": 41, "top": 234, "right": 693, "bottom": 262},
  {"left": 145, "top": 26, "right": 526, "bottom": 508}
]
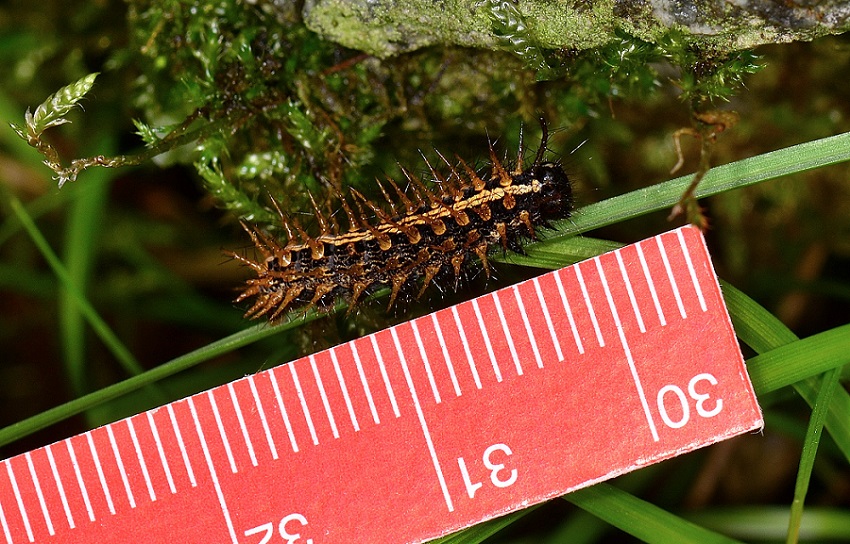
[
  {"left": 594, "top": 257, "right": 660, "bottom": 442},
  {"left": 85, "top": 432, "right": 115, "bottom": 516},
  {"left": 552, "top": 272, "right": 584, "bottom": 355},
  {"left": 450, "top": 306, "right": 482, "bottom": 389},
  {"left": 389, "top": 328, "right": 455, "bottom": 513},
  {"left": 575, "top": 264, "right": 605, "bottom": 348},
  {"left": 430, "top": 313, "right": 463, "bottom": 397},
  {"left": 166, "top": 404, "right": 196, "bottom": 487},
  {"left": 44, "top": 446, "right": 74, "bottom": 530},
  {"left": 186, "top": 398, "right": 238, "bottom": 544},
  {"left": 5, "top": 460, "right": 33, "bottom": 543},
  {"left": 289, "top": 362, "right": 319, "bottom": 445},
  {"left": 267, "top": 367, "right": 300, "bottom": 452},
  {"left": 512, "top": 284, "right": 544, "bottom": 368},
  {"left": 329, "top": 348, "right": 361, "bottom": 431},
  {"left": 636, "top": 241, "right": 667, "bottom": 326},
  {"left": 227, "top": 383, "right": 258, "bottom": 467},
  {"left": 146, "top": 412, "right": 177, "bottom": 494},
  {"left": 411, "top": 321, "right": 443, "bottom": 404},
  {"left": 105, "top": 426, "right": 135, "bottom": 509},
  {"left": 207, "top": 392, "right": 238, "bottom": 474},
  {"left": 528, "top": 278, "right": 564, "bottom": 363},
  {"left": 493, "top": 292, "right": 523, "bottom": 376},
  {"left": 24, "top": 453, "right": 52, "bottom": 536},
  {"left": 126, "top": 419, "right": 156, "bottom": 502},
  {"left": 367, "top": 335, "right": 402, "bottom": 418},
  {"left": 247, "top": 375, "right": 279, "bottom": 460},
  {"left": 309, "top": 354, "right": 340, "bottom": 439},
  {"left": 616, "top": 249, "right": 646, "bottom": 334},
  {"left": 677, "top": 229, "right": 708, "bottom": 312},
  {"left": 64, "top": 439, "right": 95, "bottom": 522},
  {"left": 350, "top": 343, "right": 382, "bottom": 424},
  {"left": 657, "top": 236, "right": 687, "bottom": 319},
  {"left": 471, "top": 299, "right": 502, "bottom": 382},
  {"left": 0, "top": 226, "right": 762, "bottom": 544},
  {"left": 0, "top": 488, "right": 12, "bottom": 544}
]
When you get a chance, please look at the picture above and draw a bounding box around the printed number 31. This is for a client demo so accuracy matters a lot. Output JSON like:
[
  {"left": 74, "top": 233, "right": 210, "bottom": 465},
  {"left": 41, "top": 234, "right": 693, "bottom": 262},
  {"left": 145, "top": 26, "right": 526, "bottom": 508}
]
[{"left": 458, "top": 443, "right": 518, "bottom": 499}]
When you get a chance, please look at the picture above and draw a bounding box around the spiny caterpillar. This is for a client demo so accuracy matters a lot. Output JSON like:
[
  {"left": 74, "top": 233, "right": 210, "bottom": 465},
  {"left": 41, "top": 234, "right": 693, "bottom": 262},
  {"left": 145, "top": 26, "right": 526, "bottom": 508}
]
[{"left": 230, "top": 121, "right": 573, "bottom": 320}]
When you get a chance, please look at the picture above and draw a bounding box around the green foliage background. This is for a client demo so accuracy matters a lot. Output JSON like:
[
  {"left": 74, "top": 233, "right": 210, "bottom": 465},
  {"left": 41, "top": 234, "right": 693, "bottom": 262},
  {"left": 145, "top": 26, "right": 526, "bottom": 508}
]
[{"left": 0, "top": 1, "right": 849, "bottom": 542}]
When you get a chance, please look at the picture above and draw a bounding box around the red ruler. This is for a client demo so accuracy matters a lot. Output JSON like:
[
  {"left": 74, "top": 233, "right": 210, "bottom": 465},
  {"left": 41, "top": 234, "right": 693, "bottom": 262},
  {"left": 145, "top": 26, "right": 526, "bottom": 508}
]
[{"left": 0, "top": 225, "right": 762, "bottom": 544}]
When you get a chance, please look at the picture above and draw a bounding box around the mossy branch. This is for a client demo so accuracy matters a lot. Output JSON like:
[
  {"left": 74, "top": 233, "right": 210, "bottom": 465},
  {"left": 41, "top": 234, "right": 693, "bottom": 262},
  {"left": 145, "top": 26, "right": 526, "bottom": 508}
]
[
  {"left": 10, "top": 73, "right": 99, "bottom": 183},
  {"left": 11, "top": 74, "right": 252, "bottom": 188}
]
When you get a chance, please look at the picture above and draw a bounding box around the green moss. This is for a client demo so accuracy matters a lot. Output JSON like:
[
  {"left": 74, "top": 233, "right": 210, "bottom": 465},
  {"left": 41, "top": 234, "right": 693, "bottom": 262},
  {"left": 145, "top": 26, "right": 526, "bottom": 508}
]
[{"left": 14, "top": 1, "right": 771, "bottom": 233}]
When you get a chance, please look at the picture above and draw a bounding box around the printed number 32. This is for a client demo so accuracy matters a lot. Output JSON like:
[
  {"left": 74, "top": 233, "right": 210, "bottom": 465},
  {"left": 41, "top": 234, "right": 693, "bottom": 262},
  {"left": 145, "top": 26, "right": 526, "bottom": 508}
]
[{"left": 244, "top": 513, "right": 311, "bottom": 544}]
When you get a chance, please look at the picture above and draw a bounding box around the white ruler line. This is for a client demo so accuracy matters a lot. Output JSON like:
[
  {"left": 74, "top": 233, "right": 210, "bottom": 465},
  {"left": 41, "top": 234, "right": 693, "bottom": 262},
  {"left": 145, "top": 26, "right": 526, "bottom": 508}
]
[
  {"left": 535, "top": 277, "right": 567, "bottom": 359},
  {"left": 248, "top": 375, "right": 279, "bottom": 460},
  {"left": 126, "top": 419, "right": 156, "bottom": 502},
  {"left": 208, "top": 391, "right": 238, "bottom": 474},
  {"left": 4, "top": 460, "right": 33, "bottom": 542},
  {"left": 166, "top": 404, "right": 196, "bottom": 487},
  {"left": 349, "top": 342, "right": 381, "bottom": 424},
  {"left": 493, "top": 292, "right": 523, "bottom": 376},
  {"left": 329, "top": 348, "right": 361, "bottom": 431},
  {"left": 24, "top": 453, "right": 53, "bottom": 535},
  {"left": 369, "top": 335, "right": 402, "bottom": 418},
  {"left": 267, "top": 368, "right": 299, "bottom": 453},
  {"left": 472, "top": 299, "right": 502, "bottom": 382},
  {"left": 289, "top": 362, "right": 320, "bottom": 445},
  {"left": 0, "top": 483, "right": 12, "bottom": 544},
  {"left": 677, "top": 229, "right": 707, "bottom": 312},
  {"left": 513, "top": 285, "right": 544, "bottom": 369},
  {"left": 389, "top": 328, "right": 454, "bottom": 513},
  {"left": 85, "top": 432, "right": 115, "bottom": 515},
  {"left": 575, "top": 264, "right": 605, "bottom": 348},
  {"left": 146, "top": 411, "right": 177, "bottom": 494},
  {"left": 309, "top": 354, "right": 340, "bottom": 439},
  {"left": 431, "top": 313, "right": 462, "bottom": 396},
  {"left": 451, "top": 307, "right": 482, "bottom": 389},
  {"left": 106, "top": 426, "right": 135, "bottom": 508},
  {"left": 228, "top": 383, "right": 258, "bottom": 467},
  {"left": 594, "top": 257, "right": 660, "bottom": 442},
  {"left": 65, "top": 438, "right": 95, "bottom": 522},
  {"left": 636, "top": 242, "right": 666, "bottom": 326},
  {"left": 657, "top": 236, "right": 686, "bottom": 319},
  {"left": 553, "top": 272, "right": 584, "bottom": 355},
  {"left": 187, "top": 398, "right": 238, "bottom": 544},
  {"left": 410, "top": 321, "right": 442, "bottom": 403},
  {"left": 616, "top": 250, "right": 646, "bottom": 333},
  {"left": 45, "top": 445, "right": 74, "bottom": 529}
]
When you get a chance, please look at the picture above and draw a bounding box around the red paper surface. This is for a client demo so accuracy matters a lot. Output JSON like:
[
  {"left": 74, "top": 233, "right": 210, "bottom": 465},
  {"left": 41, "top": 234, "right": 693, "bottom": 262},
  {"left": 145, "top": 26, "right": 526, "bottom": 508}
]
[{"left": 0, "top": 226, "right": 762, "bottom": 544}]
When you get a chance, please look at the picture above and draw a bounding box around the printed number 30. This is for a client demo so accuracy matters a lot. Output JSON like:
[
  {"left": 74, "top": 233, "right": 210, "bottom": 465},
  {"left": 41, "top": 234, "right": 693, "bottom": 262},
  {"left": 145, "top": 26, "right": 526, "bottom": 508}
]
[
  {"left": 657, "top": 373, "right": 723, "bottom": 429},
  {"left": 244, "top": 513, "right": 311, "bottom": 544}
]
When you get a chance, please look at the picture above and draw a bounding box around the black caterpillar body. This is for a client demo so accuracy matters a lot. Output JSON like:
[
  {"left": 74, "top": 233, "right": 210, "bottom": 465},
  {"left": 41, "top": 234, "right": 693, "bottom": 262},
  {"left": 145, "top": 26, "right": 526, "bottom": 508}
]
[{"left": 231, "top": 124, "right": 573, "bottom": 320}]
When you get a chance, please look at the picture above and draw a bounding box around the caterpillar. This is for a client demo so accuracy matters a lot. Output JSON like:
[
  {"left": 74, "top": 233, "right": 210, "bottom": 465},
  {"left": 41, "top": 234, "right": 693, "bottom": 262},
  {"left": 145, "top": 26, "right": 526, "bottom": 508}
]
[{"left": 230, "top": 121, "right": 574, "bottom": 320}]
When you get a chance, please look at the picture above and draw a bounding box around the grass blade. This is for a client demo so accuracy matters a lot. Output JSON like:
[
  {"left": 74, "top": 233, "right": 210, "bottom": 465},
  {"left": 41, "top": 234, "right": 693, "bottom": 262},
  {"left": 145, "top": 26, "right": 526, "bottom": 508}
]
[
  {"left": 746, "top": 323, "right": 850, "bottom": 395},
  {"left": 786, "top": 366, "right": 842, "bottom": 544},
  {"left": 60, "top": 135, "right": 115, "bottom": 396},
  {"left": 565, "top": 483, "right": 742, "bottom": 543},
  {"left": 540, "top": 129, "right": 850, "bottom": 240},
  {"left": 9, "top": 195, "right": 146, "bottom": 378}
]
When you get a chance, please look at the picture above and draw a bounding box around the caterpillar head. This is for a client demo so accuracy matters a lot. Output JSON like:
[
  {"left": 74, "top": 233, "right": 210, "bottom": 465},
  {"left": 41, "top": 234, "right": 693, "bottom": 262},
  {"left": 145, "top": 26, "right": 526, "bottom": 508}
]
[{"left": 530, "top": 162, "right": 573, "bottom": 220}]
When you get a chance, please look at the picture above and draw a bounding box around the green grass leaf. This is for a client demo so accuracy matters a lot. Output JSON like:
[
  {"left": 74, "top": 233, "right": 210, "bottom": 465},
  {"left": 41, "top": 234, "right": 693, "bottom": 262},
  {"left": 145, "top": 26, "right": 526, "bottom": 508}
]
[
  {"left": 786, "top": 366, "right": 842, "bottom": 544},
  {"left": 566, "top": 483, "right": 743, "bottom": 543}
]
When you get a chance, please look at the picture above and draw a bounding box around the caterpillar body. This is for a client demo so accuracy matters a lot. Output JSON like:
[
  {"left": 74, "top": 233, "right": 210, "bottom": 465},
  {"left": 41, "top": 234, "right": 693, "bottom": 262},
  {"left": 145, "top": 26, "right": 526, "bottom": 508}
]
[{"left": 230, "top": 124, "right": 573, "bottom": 320}]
